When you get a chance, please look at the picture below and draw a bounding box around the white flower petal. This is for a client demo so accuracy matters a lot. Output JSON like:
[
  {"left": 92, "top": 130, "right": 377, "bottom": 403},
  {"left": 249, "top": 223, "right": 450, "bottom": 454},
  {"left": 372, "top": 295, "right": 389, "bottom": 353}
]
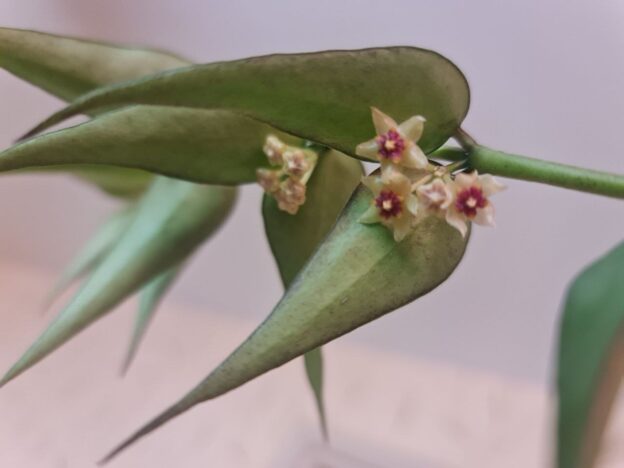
[
  {"left": 406, "top": 194, "right": 420, "bottom": 216},
  {"left": 398, "top": 115, "right": 426, "bottom": 142},
  {"left": 454, "top": 171, "right": 478, "bottom": 189},
  {"left": 480, "top": 174, "right": 506, "bottom": 196},
  {"left": 473, "top": 204, "right": 496, "bottom": 227},
  {"left": 371, "top": 107, "right": 397, "bottom": 135},
  {"left": 361, "top": 174, "right": 383, "bottom": 195},
  {"left": 403, "top": 145, "right": 429, "bottom": 169},
  {"left": 445, "top": 209, "right": 468, "bottom": 238},
  {"left": 355, "top": 139, "right": 380, "bottom": 161},
  {"left": 358, "top": 204, "right": 381, "bottom": 224},
  {"left": 393, "top": 215, "right": 412, "bottom": 242}
]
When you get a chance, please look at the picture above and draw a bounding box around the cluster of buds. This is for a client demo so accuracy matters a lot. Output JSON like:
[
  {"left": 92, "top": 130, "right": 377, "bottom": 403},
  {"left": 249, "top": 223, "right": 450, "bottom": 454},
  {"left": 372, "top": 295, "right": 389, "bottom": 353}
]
[
  {"left": 356, "top": 108, "right": 505, "bottom": 241},
  {"left": 256, "top": 135, "right": 318, "bottom": 214}
]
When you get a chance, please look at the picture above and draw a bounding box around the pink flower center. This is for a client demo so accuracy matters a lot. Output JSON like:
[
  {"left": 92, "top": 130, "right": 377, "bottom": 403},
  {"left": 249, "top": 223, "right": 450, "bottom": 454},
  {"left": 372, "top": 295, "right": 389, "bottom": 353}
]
[
  {"left": 375, "top": 190, "right": 403, "bottom": 219},
  {"left": 455, "top": 186, "right": 487, "bottom": 218},
  {"left": 376, "top": 129, "right": 405, "bottom": 162}
]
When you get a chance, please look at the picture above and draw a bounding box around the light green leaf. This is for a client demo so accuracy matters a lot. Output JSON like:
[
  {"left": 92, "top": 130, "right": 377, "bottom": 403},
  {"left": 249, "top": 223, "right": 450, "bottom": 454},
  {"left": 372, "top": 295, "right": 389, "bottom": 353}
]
[
  {"left": 45, "top": 206, "right": 136, "bottom": 307},
  {"left": 22, "top": 47, "right": 470, "bottom": 156},
  {"left": 262, "top": 149, "right": 363, "bottom": 438},
  {"left": 0, "top": 27, "right": 188, "bottom": 102},
  {"left": 0, "top": 26, "right": 189, "bottom": 197},
  {"left": 0, "top": 177, "right": 237, "bottom": 387},
  {"left": 102, "top": 178, "right": 469, "bottom": 462},
  {"left": 121, "top": 266, "right": 182, "bottom": 375},
  {"left": 0, "top": 106, "right": 297, "bottom": 185},
  {"left": 557, "top": 241, "right": 624, "bottom": 468}
]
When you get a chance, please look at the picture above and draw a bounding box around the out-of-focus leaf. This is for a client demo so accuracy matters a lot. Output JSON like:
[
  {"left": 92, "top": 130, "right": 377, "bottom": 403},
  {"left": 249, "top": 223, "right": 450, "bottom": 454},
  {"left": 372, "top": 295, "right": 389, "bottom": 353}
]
[
  {"left": 45, "top": 206, "right": 135, "bottom": 306},
  {"left": 102, "top": 177, "right": 469, "bottom": 462},
  {"left": 0, "top": 27, "right": 188, "bottom": 102},
  {"left": 0, "top": 106, "right": 297, "bottom": 185},
  {"left": 0, "top": 177, "right": 237, "bottom": 387},
  {"left": 121, "top": 266, "right": 182, "bottom": 375},
  {"left": 22, "top": 47, "right": 470, "bottom": 156},
  {"left": 0, "top": 27, "right": 189, "bottom": 197},
  {"left": 263, "top": 149, "right": 363, "bottom": 438},
  {"left": 557, "top": 241, "right": 624, "bottom": 468}
]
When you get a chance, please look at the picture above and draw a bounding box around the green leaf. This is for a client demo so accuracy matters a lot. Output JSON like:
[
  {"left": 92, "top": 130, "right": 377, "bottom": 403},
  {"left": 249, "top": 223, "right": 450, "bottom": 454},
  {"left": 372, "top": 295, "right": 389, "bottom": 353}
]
[
  {"left": 0, "top": 177, "right": 237, "bottom": 387},
  {"left": 557, "top": 241, "right": 624, "bottom": 468},
  {"left": 0, "top": 27, "right": 189, "bottom": 102},
  {"left": 121, "top": 266, "right": 182, "bottom": 375},
  {"left": 0, "top": 27, "right": 189, "bottom": 197},
  {"left": 22, "top": 47, "right": 470, "bottom": 156},
  {"left": 102, "top": 178, "right": 469, "bottom": 462},
  {"left": 262, "top": 149, "right": 363, "bottom": 438},
  {"left": 0, "top": 106, "right": 297, "bottom": 185},
  {"left": 45, "top": 206, "right": 136, "bottom": 306}
]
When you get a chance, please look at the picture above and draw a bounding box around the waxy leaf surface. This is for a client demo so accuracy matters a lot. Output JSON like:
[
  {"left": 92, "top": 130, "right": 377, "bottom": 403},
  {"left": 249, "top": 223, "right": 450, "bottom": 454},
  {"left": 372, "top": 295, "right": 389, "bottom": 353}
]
[
  {"left": 263, "top": 149, "right": 363, "bottom": 437},
  {"left": 0, "top": 107, "right": 294, "bottom": 185},
  {"left": 0, "top": 177, "right": 237, "bottom": 386},
  {"left": 558, "top": 241, "right": 624, "bottom": 468},
  {"left": 103, "top": 175, "right": 469, "bottom": 461},
  {"left": 23, "top": 47, "right": 470, "bottom": 156}
]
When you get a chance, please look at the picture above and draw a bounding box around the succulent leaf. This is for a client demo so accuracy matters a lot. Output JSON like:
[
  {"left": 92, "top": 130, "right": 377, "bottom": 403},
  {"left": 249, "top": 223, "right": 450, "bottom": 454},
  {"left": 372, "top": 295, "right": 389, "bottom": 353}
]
[
  {"left": 0, "top": 177, "right": 237, "bottom": 387},
  {"left": 557, "top": 241, "right": 624, "bottom": 468},
  {"left": 21, "top": 47, "right": 470, "bottom": 156},
  {"left": 263, "top": 149, "right": 363, "bottom": 438},
  {"left": 103, "top": 175, "right": 469, "bottom": 461},
  {"left": 0, "top": 106, "right": 297, "bottom": 185},
  {"left": 121, "top": 266, "right": 183, "bottom": 374}
]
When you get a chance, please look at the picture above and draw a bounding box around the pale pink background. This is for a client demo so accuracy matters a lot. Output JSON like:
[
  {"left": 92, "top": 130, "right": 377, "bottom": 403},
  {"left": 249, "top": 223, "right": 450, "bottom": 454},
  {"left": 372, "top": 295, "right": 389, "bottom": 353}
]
[{"left": 1, "top": 0, "right": 623, "bottom": 413}]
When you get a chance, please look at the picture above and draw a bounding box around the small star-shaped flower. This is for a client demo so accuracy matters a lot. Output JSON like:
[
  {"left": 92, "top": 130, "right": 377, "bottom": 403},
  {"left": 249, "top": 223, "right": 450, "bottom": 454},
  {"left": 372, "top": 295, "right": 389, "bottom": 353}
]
[
  {"left": 356, "top": 107, "right": 428, "bottom": 170},
  {"left": 359, "top": 167, "right": 421, "bottom": 242},
  {"left": 445, "top": 171, "right": 505, "bottom": 237}
]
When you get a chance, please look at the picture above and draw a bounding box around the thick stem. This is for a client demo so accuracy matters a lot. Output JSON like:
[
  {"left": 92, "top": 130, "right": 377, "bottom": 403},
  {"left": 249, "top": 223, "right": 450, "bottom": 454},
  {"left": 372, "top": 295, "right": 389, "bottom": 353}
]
[{"left": 469, "top": 146, "right": 624, "bottom": 199}]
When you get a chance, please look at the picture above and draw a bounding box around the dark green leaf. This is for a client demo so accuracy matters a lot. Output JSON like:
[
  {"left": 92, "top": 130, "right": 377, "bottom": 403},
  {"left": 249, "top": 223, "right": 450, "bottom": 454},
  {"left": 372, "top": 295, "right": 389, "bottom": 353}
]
[
  {"left": 0, "top": 106, "right": 297, "bottom": 185},
  {"left": 0, "top": 177, "right": 237, "bottom": 387},
  {"left": 557, "top": 241, "right": 624, "bottom": 468},
  {"left": 263, "top": 149, "right": 363, "bottom": 438},
  {"left": 103, "top": 177, "right": 469, "bottom": 462},
  {"left": 22, "top": 47, "right": 470, "bottom": 156},
  {"left": 121, "top": 266, "right": 182, "bottom": 375}
]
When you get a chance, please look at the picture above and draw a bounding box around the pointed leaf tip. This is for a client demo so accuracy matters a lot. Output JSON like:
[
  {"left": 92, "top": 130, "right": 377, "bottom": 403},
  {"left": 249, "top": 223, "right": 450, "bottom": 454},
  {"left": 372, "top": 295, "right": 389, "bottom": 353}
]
[{"left": 106, "top": 177, "right": 469, "bottom": 459}]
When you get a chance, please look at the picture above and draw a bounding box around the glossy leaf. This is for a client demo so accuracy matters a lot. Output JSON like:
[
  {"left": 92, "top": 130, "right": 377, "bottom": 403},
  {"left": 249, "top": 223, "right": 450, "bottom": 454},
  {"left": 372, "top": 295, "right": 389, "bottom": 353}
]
[
  {"left": 0, "top": 106, "right": 296, "bottom": 185},
  {"left": 121, "top": 266, "right": 182, "bottom": 374},
  {"left": 0, "top": 27, "right": 188, "bottom": 197},
  {"left": 0, "top": 177, "right": 237, "bottom": 387},
  {"left": 103, "top": 177, "right": 469, "bottom": 462},
  {"left": 557, "top": 241, "right": 624, "bottom": 468},
  {"left": 22, "top": 47, "right": 470, "bottom": 156},
  {"left": 263, "top": 149, "right": 363, "bottom": 438},
  {"left": 45, "top": 206, "right": 135, "bottom": 306}
]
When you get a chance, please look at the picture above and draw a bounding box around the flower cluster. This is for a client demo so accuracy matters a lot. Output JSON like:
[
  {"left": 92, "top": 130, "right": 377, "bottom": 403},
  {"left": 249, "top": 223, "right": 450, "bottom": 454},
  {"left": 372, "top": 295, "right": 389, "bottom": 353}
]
[
  {"left": 256, "top": 135, "right": 318, "bottom": 214},
  {"left": 356, "top": 108, "right": 504, "bottom": 241}
]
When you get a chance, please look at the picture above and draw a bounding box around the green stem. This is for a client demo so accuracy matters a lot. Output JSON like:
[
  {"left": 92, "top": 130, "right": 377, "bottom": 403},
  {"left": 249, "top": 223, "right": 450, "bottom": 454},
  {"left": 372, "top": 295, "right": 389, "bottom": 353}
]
[{"left": 469, "top": 146, "right": 624, "bottom": 199}]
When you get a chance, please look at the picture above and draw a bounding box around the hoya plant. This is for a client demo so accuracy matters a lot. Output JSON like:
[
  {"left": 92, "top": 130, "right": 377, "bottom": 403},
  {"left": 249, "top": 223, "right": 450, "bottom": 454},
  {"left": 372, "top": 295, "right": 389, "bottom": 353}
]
[{"left": 1, "top": 27, "right": 623, "bottom": 468}]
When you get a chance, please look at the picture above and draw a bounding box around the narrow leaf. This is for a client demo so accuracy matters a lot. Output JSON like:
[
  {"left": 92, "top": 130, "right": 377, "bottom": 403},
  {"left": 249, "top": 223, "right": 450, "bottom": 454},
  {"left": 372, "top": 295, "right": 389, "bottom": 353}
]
[
  {"left": 45, "top": 206, "right": 135, "bottom": 306},
  {"left": 103, "top": 178, "right": 469, "bottom": 462},
  {"left": 121, "top": 266, "right": 182, "bottom": 375},
  {"left": 22, "top": 47, "right": 470, "bottom": 156},
  {"left": 557, "top": 241, "right": 624, "bottom": 468},
  {"left": 0, "top": 106, "right": 296, "bottom": 185},
  {"left": 0, "top": 178, "right": 237, "bottom": 387},
  {"left": 0, "top": 26, "right": 189, "bottom": 197},
  {"left": 263, "top": 149, "right": 363, "bottom": 438},
  {"left": 0, "top": 27, "right": 188, "bottom": 102}
]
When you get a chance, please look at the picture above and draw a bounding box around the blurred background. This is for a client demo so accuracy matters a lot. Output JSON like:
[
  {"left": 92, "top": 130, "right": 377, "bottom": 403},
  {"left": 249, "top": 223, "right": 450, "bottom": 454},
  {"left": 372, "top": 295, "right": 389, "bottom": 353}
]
[{"left": 1, "top": 1, "right": 624, "bottom": 467}]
